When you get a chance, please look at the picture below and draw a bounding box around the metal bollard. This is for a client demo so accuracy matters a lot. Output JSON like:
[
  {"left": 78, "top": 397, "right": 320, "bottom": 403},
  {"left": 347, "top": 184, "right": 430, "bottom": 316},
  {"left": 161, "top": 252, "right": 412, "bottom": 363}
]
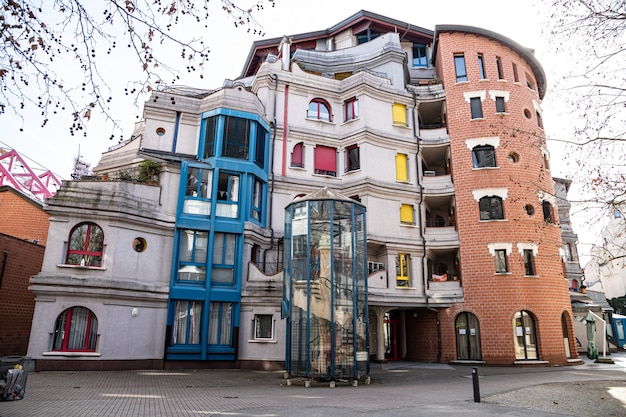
[{"left": 472, "top": 367, "right": 480, "bottom": 402}]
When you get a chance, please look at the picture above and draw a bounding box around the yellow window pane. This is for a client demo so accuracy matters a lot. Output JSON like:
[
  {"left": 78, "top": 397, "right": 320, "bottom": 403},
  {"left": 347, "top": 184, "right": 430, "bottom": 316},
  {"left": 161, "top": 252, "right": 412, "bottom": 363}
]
[
  {"left": 400, "top": 204, "right": 413, "bottom": 224},
  {"left": 395, "top": 153, "right": 408, "bottom": 182},
  {"left": 392, "top": 103, "right": 407, "bottom": 125}
]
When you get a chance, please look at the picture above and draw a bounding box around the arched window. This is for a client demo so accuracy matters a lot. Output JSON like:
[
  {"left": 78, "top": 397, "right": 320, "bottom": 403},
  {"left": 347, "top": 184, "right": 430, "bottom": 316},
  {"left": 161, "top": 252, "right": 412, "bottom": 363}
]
[
  {"left": 512, "top": 310, "right": 538, "bottom": 360},
  {"left": 66, "top": 222, "right": 104, "bottom": 267},
  {"left": 472, "top": 145, "right": 496, "bottom": 168},
  {"left": 307, "top": 98, "right": 332, "bottom": 122},
  {"left": 52, "top": 307, "right": 98, "bottom": 352},
  {"left": 291, "top": 142, "right": 304, "bottom": 168},
  {"left": 456, "top": 312, "right": 482, "bottom": 360},
  {"left": 478, "top": 196, "right": 504, "bottom": 220},
  {"left": 542, "top": 201, "right": 554, "bottom": 223}
]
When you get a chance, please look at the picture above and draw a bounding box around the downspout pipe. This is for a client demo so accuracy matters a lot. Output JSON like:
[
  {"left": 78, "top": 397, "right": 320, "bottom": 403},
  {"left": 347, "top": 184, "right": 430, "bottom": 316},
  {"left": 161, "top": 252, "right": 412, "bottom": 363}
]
[
  {"left": 412, "top": 89, "right": 442, "bottom": 364},
  {"left": 0, "top": 251, "right": 7, "bottom": 289},
  {"left": 263, "top": 73, "right": 279, "bottom": 270}
]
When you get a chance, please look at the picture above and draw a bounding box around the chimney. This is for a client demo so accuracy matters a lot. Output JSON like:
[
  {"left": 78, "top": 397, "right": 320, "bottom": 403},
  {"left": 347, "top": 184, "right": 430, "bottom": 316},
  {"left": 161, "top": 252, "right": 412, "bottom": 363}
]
[{"left": 279, "top": 36, "right": 292, "bottom": 71}]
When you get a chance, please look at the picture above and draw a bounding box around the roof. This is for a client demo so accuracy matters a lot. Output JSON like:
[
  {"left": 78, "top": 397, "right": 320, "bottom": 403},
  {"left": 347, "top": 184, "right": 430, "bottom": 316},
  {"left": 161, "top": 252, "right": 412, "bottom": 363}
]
[
  {"left": 432, "top": 24, "right": 547, "bottom": 99},
  {"left": 240, "top": 10, "right": 433, "bottom": 78}
]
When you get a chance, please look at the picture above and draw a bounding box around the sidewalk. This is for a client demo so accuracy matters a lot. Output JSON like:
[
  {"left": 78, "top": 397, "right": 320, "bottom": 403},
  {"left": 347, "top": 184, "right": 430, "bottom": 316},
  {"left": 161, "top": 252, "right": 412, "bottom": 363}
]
[{"left": 1, "top": 354, "right": 625, "bottom": 416}]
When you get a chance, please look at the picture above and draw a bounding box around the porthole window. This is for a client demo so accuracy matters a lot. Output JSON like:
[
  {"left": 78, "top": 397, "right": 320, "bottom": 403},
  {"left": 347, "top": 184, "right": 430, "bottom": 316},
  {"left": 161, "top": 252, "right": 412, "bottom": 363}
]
[
  {"left": 156, "top": 127, "right": 166, "bottom": 136},
  {"left": 523, "top": 109, "right": 532, "bottom": 119},
  {"left": 133, "top": 237, "right": 147, "bottom": 253},
  {"left": 508, "top": 152, "right": 520, "bottom": 163},
  {"left": 524, "top": 204, "right": 535, "bottom": 216}
]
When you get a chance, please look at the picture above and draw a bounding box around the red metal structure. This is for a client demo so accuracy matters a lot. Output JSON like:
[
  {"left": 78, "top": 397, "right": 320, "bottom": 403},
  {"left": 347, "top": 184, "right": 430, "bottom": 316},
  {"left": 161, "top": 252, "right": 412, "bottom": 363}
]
[{"left": 0, "top": 149, "right": 61, "bottom": 200}]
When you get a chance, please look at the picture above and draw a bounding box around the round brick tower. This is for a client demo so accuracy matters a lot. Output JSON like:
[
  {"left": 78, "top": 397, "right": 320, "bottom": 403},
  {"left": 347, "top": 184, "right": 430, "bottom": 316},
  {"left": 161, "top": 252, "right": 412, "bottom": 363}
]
[{"left": 432, "top": 26, "right": 577, "bottom": 365}]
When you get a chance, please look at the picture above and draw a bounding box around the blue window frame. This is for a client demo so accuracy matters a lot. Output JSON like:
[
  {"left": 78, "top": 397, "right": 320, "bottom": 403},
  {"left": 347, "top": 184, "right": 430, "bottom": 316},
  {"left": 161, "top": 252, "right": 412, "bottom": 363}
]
[
  {"left": 251, "top": 178, "right": 262, "bottom": 221},
  {"left": 413, "top": 43, "right": 428, "bottom": 67},
  {"left": 172, "top": 301, "right": 202, "bottom": 345},
  {"left": 454, "top": 54, "right": 468, "bottom": 82},
  {"left": 183, "top": 166, "right": 212, "bottom": 216},
  {"left": 212, "top": 233, "right": 236, "bottom": 283},
  {"left": 209, "top": 302, "right": 233, "bottom": 345},
  {"left": 203, "top": 116, "right": 217, "bottom": 158},
  {"left": 254, "top": 124, "right": 266, "bottom": 168},
  {"left": 178, "top": 230, "right": 208, "bottom": 282},
  {"left": 216, "top": 171, "right": 239, "bottom": 218},
  {"left": 222, "top": 116, "right": 250, "bottom": 160}
]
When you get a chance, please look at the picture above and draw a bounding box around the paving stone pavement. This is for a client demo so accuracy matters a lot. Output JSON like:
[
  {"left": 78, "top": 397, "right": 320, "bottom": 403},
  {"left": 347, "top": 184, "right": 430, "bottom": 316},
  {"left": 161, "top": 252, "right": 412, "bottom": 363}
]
[{"left": 1, "top": 354, "right": 625, "bottom": 416}]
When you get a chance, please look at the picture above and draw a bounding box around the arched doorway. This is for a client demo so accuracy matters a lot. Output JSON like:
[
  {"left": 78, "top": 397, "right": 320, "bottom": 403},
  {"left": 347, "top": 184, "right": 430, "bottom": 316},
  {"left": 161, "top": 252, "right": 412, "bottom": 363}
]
[
  {"left": 561, "top": 311, "right": 572, "bottom": 358},
  {"left": 512, "top": 310, "right": 538, "bottom": 360},
  {"left": 384, "top": 312, "right": 401, "bottom": 360},
  {"left": 455, "top": 312, "right": 482, "bottom": 360}
]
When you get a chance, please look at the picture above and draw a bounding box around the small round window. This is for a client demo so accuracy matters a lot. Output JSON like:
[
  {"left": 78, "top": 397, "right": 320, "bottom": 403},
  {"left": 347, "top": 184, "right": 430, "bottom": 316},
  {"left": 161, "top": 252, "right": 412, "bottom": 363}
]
[
  {"left": 524, "top": 204, "right": 535, "bottom": 216},
  {"left": 132, "top": 237, "right": 147, "bottom": 253},
  {"left": 156, "top": 127, "right": 166, "bottom": 136},
  {"left": 523, "top": 109, "right": 532, "bottom": 119},
  {"left": 508, "top": 152, "right": 520, "bottom": 163}
]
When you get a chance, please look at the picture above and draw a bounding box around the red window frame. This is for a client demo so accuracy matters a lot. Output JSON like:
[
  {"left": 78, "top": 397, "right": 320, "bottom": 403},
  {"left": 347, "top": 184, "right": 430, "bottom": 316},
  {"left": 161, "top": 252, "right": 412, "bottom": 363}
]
[
  {"left": 66, "top": 222, "right": 104, "bottom": 267},
  {"left": 344, "top": 97, "right": 358, "bottom": 121},
  {"left": 291, "top": 142, "right": 304, "bottom": 168},
  {"left": 53, "top": 307, "right": 98, "bottom": 352},
  {"left": 308, "top": 98, "right": 332, "bottom": 122},
  {"left": 314, "top": 145, "right": 337, "bottom": 176}
]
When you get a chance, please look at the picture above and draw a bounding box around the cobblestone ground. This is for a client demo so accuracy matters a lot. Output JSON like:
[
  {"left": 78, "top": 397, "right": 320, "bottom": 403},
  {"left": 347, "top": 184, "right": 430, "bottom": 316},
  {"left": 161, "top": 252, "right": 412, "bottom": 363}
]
[{"left": 0, "top": 357, "right": 625, "bottom": 417}]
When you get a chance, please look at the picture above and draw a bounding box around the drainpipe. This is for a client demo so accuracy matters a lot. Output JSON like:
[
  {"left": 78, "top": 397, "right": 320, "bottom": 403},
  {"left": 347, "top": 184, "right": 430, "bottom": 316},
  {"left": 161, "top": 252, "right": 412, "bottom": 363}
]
[
  {"left": 263, "top": 74, "right": 279, "bottom": 270},
  {"left": 412, "top": 90, "right": 442, "bottom": 363},
  {"left": 0, "top": 251, "right": 7, "bottom": 289}
]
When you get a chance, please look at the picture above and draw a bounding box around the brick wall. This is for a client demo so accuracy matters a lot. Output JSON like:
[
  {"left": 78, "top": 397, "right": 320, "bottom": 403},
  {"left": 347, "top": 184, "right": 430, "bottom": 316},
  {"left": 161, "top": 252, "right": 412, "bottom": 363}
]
[
  {"left": 0, "top": 187, "right": 50, "bottom": 246},
  {"left": 0, "top": 233, "right": 44, "bottom": 355},
  {"left": 433, "top": 31, "right": 577, "bottom": 365}
]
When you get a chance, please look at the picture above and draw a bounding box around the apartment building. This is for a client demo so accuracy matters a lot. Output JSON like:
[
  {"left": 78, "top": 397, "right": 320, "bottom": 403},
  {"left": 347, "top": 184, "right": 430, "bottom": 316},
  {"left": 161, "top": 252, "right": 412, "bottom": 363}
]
[{"left": 26, "top": 10, "right": 578, "bottom": 370}]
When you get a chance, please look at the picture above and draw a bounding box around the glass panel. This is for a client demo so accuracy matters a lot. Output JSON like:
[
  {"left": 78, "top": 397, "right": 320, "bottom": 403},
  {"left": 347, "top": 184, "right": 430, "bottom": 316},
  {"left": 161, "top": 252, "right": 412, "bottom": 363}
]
[
  {"left": 183, "top": 199, "right": 211, "bottom": 215},
  {"left": 255, "top": 315, "right": 273, "bottom": 339},
  {"left": 203, "top": 116, "right": 216, "bottom": 158},
  {"left": 254, "top": 123, "right": 266, "bottom": 167},
  {"left": 495, "top": 250, "right": 508, "bottom": 273},
  {"left": 454, "top": 55, "right": 467, "bottom": 82},
  {"left": 222, "top": 116, "right": 250, "bottom": 160}
]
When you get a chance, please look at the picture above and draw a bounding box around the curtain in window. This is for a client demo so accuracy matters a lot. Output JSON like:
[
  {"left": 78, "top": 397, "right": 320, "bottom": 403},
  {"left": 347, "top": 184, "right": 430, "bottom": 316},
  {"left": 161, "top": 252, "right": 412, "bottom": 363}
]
[
  {"left": 314, "top": 146, "right": 337, "bottom": 174},
  {"left": 291, "top": 142, "right": 303, "bottom": 167},
  {"left": 395, "top": 154, "right": 408, "bottom": 181},
  {"left": 255, "top": 315, "right": 272, "bottom": 338},
  {"left": 209, "top": 302, "right": 232, "bottom": 345},
  {"left": 400, "top": 204, "right": 413, "bottom": 224},
  {"left": 173, "top": 301, "right": 201, "bottom": 344},
  {"left": 392, "top": 103, "right": 406, "bottom": 125}
]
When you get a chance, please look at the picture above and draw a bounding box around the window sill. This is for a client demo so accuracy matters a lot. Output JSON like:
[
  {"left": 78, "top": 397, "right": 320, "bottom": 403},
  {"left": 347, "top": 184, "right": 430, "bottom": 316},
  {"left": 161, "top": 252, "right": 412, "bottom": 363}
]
[
  {"left": 456, "top": 81, "right": 469, "bottom": 85},
  {"left": 524, "top": 275, "right": 540, "bottom": 278},
  {"left": 392, "top": 123, "right": 410, "bottom": 129},
  {"left": 479, "top": 219, "right": 507, "bottom": 222},
  {"left": 496, "top": 112, "right": 510, "bottom": 116},
  {"left": 43, "top": 351, "right": 101, "bottom": 357},
  {"left": 289, "top": 165, "right": 306, "bottom": 170},
  {"left": 400, "top": 223, "right": 416, "bottom": 227},
  {"left": 312, "top": 173, "right": 339, "bottom": 179},
  {"left": 395, "top": 285, "right": 415, "bottom": 290},
  {"left": 478, "top": 79, "right": 490, "bottom": 82},
  {"left": 344, "top": 168, "right": 361, "bottom": 175},
  {"left": 472, "top": 166, "right": 500, "bottom": 170},
  {"left": 341, "top": 117, "right": 359, "bottom": 125},
  {"left": 495, "top": 272, "right": 512, "bottom": 275},
  {"left": 248, "top": 339, "right": 277, "bottom": 344},
  {"left": 57, "top": 264, "right": 106, "bottom": 271},
  {"left": 497, "top": 79, "right": 508, "bottom": 83},
  {"left": 470, "top": 118, "right": 486, "bottom": 121},
  {"left": 306, "top": 117, "right": 334, "bottom": 124}
]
